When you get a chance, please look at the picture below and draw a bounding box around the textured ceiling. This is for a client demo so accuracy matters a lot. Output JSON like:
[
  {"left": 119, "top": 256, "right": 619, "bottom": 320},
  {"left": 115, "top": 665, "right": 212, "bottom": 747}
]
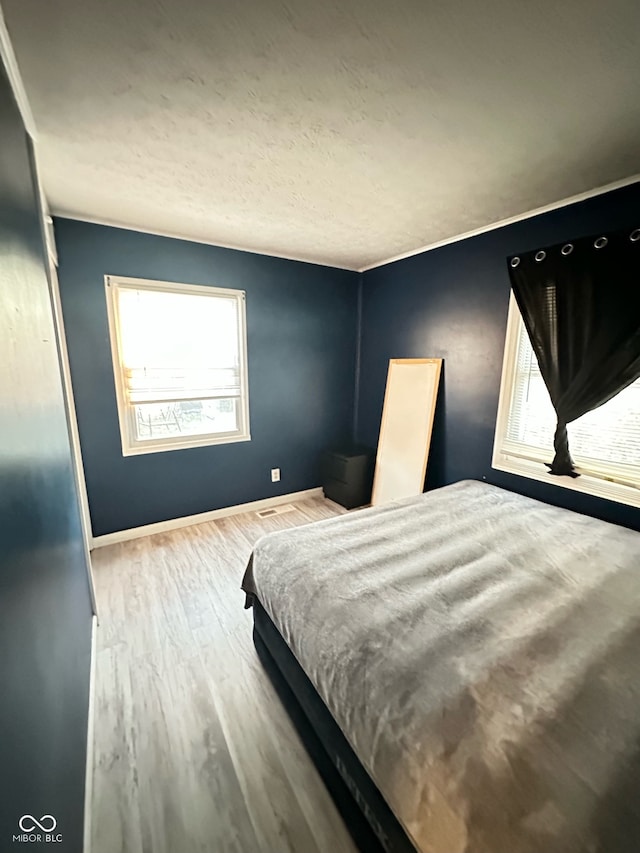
[{"left": 3, "top": 0, "right": 640, "bottom": 269}]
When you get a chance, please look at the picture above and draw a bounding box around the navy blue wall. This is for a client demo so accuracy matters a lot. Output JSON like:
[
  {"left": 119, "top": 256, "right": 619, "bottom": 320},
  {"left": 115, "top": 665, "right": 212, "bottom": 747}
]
[
  {"left": 0, "top": 66, "right": 93, "bottom": 851},
  {"left": 55, "top": 219, "right": 359, "bottom": 536},
  {"left": 358, "top": 182, "right": 640, "bottom": 531}
]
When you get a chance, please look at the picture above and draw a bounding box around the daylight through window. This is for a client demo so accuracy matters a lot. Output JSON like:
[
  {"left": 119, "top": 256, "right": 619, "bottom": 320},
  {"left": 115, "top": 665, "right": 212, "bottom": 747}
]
[
  {"left": 493, "top": 295, "right": 640, "bottom": 506},
  {"left": 106, "top": 276, "right": 250, "bottom": 455}
]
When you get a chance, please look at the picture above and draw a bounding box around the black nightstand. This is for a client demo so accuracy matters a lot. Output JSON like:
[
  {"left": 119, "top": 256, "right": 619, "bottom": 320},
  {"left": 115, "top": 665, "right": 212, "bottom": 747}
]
[{"left": 321, "top": 446, "right": 375, "bottom": 509}]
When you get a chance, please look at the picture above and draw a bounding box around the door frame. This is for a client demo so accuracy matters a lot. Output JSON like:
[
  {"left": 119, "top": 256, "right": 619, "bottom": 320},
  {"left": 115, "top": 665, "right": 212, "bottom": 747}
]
[{"left": 46, "top": 245, "right": 98, "bottom": 616}]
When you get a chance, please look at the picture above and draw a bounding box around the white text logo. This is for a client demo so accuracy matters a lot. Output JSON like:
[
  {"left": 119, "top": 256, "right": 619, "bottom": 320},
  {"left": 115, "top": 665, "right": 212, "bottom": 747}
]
[
  {"left": 18, "top": 817, "right": 56, "bottom": 833},
  {"left": 13, "top": 815, "right": 62, "bottom": 844}
]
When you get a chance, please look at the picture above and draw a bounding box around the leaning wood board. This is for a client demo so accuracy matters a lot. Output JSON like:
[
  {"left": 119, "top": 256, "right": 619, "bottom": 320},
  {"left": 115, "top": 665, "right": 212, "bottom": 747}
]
[{"left": 371, "top": 358, "right": 442, "bottom": 506}]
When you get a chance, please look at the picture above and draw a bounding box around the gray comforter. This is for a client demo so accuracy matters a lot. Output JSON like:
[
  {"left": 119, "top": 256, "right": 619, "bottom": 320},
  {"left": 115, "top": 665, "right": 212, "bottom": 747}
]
[{"left": 243, "top": 481, "right": 640, "bottom": 853}]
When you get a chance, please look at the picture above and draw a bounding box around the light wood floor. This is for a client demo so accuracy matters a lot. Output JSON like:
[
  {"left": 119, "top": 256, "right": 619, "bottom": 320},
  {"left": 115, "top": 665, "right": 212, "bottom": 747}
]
[{"left": 90, "top": 496, "right": 358, "bottom": 853}]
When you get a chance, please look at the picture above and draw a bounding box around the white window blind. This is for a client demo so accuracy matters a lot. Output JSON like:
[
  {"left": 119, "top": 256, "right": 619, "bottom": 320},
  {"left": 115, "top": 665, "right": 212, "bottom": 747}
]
[
  {"left": 493, "top": 295, "right": 640, "bottom": 506},
  {"left": 106, "top": 276, "right": 250, "bottom": 455},
  {"left": 117, "top": 287, "right": 240, "bottom": 404}
]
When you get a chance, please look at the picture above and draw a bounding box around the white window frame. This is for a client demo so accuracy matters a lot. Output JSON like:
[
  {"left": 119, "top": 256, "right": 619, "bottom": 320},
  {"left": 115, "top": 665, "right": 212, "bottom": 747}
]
[
  {"left": 492, "top": 292, "right": 640, "bottom": 509},
  {"left": 105, "top": 275, "right": 250, "bottom": 456}
]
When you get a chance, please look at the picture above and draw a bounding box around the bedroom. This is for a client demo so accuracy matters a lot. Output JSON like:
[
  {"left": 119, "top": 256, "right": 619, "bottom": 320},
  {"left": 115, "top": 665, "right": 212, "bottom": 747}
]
[{"left": 1, "top": 1, "right": 639, "bottom": 852}]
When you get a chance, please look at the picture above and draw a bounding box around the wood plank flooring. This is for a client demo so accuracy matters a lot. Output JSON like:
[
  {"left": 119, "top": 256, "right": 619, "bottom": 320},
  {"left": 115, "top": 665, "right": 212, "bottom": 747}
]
[{"left": 90, "top": 497, "right": 357, "bottom": 853}]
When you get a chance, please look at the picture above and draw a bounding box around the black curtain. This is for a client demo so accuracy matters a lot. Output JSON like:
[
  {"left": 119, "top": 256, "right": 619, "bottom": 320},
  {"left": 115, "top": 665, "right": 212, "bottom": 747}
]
[{"left": 507, "top": 226, "right": 640, "bottom": 477}]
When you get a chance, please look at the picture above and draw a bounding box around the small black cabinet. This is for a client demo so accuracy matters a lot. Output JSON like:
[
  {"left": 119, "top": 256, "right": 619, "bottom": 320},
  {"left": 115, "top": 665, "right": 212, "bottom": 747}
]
[{"left": 321, "top": 446, "right": 375, "bottom": 509}]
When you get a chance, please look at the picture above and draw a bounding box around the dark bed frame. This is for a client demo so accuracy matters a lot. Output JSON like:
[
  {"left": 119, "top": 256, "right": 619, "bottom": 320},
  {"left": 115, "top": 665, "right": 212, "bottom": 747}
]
[{"left": 252, "top": 600, "right": 418, "bottom": 853}]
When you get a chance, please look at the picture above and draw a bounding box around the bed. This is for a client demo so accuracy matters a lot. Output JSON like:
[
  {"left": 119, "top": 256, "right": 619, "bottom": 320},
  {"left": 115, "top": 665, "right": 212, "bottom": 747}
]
[{"left": 242, "top": 480, "right": 640, "bottom": 853}]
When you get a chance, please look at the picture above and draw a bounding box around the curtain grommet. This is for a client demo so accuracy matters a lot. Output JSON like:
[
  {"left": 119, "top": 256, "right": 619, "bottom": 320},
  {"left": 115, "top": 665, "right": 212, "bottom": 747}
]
[
  {"left": 630, "top": 228, "right": 640, "bottom": 243},
  {"left": 594, "top": 236, "right": 608, "bottom": 249},
  {"left": 561, "top": 243, "right": 574, "bottom": 256},
  {"left": 535, "top": 250, "right": 546, "bottom": 262},
  {"left": 510, "top": 257, "right": 520, "bottom": 268}
]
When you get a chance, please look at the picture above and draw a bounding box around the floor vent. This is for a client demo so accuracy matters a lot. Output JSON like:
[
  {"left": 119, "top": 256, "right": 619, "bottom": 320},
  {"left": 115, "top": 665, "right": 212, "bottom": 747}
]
[{"left": 256, "top": 504, "right": 297, "bottom": 519}]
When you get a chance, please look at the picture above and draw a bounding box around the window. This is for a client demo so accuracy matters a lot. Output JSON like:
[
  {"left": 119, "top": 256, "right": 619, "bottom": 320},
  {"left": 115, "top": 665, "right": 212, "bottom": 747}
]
[
  {"left": 105, "top": 276, "right": 250, "bottom": 455},
  {"left": 493, "top": 293, "right": 640, "bottom": 507}
]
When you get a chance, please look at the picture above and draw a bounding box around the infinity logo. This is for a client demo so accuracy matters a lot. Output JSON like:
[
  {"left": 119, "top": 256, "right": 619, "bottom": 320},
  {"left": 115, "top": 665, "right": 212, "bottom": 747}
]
[{"left": 18, "top": 815, "right": 57, "bottom": 832}]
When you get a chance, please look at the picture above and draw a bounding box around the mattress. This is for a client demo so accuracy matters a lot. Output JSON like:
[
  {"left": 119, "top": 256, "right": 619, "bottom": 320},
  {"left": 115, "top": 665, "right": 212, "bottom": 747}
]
[
  {"left": 243, "top": 480, "right": 640, "bottom": 853},
  {"left": 253, "top": 600, "right": 415, "bottom": 853}
]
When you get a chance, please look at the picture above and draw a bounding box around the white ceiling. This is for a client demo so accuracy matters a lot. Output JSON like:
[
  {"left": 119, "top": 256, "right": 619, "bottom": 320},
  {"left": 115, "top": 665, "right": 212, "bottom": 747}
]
[{"left": 3, "top": 0, "right": 640, "bottom": 270}]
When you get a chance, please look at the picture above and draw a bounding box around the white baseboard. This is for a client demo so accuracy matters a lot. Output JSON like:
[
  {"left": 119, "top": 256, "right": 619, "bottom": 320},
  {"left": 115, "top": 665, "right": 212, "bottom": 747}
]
[
  {"left": 83, "top": 614, "right": 98, "bottom": 853},
  {"left": 90, "top": 488, "right": 324, "bottom": 549}
]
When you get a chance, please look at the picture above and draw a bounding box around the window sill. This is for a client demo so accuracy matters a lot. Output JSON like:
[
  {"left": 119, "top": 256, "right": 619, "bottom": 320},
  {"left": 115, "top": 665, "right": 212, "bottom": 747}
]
[
  {"left": 492, "top": 452, "right": 640, "bottom": 509},
  {"left": 122, "top": 432, "right": 251, "bottom": 457}
]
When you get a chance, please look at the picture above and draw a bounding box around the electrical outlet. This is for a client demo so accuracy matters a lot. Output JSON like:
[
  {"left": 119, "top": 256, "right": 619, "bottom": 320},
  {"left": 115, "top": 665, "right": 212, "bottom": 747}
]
[{"left": 271, "top": 468, "right": 280, "bottom": 483}]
